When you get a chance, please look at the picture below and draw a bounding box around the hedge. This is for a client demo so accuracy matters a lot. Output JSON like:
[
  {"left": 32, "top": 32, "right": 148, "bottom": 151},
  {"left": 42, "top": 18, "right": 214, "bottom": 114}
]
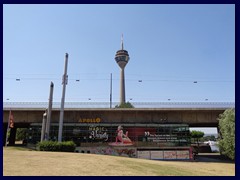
[{"left": 37, "top": 141, "right": 76, "bottom": 152}]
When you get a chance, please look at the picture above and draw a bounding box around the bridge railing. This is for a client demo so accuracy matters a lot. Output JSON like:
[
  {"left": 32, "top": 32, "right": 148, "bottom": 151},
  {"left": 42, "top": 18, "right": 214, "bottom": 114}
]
[{"left": 3, "top": 102, "right": 235, "bottom": 109}]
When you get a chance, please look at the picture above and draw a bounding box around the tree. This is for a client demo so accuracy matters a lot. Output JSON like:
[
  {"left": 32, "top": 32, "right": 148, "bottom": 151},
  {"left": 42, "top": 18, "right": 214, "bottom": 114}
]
[
  {"left": 16, "top": 128, "right": 28, "bottom": 141},
  {"left": 203, "top": 135, "right": 216, "bottom": 142},
  {"left": 115, "top": 102, "right": 134, "bottom": 108},
  {"left": 218, "top": 109, "right": 235, "bottom": 160},
  {"left": 190, "top": 130, "right": 204, "bottom": 147}
]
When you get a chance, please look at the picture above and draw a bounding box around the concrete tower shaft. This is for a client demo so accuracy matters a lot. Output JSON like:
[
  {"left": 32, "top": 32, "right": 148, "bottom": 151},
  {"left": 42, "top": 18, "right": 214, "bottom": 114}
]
[{"left": 115, "top": 35, "right": 130, "bottom": 104}]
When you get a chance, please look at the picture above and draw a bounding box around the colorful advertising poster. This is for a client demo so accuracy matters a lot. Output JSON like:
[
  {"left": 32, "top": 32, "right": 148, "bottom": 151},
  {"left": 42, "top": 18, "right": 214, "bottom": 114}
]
[
  {"left": 176, "top": 151, "right": 190, "bottom": 159},
  {"left": 88, "top": 126, "right": 109, "bottom": 142},
  {"left": 109, "top": 125, "right": 133, "bottom": 146},
  {"left": 137, "top": 151, "right": 150, "bottom": 159},
  {"left": 125, "top": 127, "right": 156, "bottom": 140},
  {"left": 150, "top": 151, "right": 164, "bottom": 160},
  {"left": 28, "top": 123, "right": 190, "bottom": 148},
  {"left": 163, "top": 151, "right": 177, "bottom": 159}
]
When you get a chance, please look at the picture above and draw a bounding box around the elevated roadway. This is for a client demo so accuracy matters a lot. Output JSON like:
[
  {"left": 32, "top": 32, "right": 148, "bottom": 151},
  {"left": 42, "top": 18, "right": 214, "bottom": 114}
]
[{"left": 3, "top": 102, "right": 234, "bottom": 145}]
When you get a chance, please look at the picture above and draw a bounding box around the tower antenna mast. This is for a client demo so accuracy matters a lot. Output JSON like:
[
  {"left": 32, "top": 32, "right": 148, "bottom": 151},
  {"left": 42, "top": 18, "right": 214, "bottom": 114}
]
[{"left": 121, "top": 34, "right": 124, "bottom": 50}]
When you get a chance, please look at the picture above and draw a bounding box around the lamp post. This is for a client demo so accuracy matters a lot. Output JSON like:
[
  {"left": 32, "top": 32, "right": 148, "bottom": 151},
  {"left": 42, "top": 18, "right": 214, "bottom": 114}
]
[{"left": 58, "top": 53, "right": 68, "bottom": 142}]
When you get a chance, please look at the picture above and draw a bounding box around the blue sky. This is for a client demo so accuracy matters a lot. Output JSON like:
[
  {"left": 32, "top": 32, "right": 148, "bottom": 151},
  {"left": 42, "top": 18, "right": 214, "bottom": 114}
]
[{"left": 3, "top": 4, "right": 235, "bottom": 103}]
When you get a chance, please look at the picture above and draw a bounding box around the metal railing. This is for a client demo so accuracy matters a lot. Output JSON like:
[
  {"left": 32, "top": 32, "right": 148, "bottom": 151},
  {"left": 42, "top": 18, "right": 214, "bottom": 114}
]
[{"left": 3, "top": 102, "right": 235, "bottom": 109}]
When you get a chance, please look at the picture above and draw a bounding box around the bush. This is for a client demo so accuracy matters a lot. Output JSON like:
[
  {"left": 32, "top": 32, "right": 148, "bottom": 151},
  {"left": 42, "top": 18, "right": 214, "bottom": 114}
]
[
  {"left": 37, "top": 141, "right": 76, "bottom": 152},
  {"left": 61, "top": 141, "right": 76, "bottom": 152}
]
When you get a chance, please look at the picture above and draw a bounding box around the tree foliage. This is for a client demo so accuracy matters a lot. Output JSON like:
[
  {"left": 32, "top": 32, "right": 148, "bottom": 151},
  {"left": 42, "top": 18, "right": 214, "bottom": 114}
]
[
  {"left": 190, "top": 130, "right": 205, "bottom": 139},
  {"left": 16, "top": 128, "right": 28, "bottom": 141},
  {"left": 202, "top": 135, "right": 216, "bottom": 142},
  {"left": 115, "top": 102, "right": 134, "bottom": 108},
  {"left": 190, "top": 130, "right": 204, "bottom": 147},
  {"left": 218, "top": 109, "right": 235, "bottom": 160}
]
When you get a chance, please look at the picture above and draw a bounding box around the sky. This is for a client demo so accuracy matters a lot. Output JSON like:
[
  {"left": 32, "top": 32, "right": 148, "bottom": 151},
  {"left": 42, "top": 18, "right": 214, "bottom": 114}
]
[
  {"left": 3, "top": 4, "right": 235, "bottom": 104},
  {"left": 3, "top": 4, "right": 235, "bottom": 134}
]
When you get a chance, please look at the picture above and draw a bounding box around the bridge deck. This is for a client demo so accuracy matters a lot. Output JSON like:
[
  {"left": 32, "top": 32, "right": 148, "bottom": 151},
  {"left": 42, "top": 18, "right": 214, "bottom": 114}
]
[{"left": 3, "top": 102, "right": 235, "bottom": 110}]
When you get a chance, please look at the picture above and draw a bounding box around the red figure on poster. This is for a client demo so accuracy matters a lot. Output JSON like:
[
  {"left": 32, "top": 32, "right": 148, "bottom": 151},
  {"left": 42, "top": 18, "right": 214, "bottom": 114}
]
[
  {"left": 109, "top": 125, "right": 133, "bottom": 146},
  {"left": 115, "top": 125, "right": 132, "bottom": 144}
]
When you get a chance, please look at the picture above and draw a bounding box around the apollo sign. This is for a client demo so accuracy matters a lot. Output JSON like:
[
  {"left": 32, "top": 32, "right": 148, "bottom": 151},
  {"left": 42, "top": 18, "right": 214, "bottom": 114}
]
[{"left": 79, "top": 118, "right": 101, "bottom": 123}]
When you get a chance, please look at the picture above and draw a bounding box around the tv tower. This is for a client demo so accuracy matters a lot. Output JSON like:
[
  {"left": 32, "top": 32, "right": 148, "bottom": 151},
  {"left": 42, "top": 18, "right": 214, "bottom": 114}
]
[{"left": 115, "top": 34, "right": 130, "bottom": 105}]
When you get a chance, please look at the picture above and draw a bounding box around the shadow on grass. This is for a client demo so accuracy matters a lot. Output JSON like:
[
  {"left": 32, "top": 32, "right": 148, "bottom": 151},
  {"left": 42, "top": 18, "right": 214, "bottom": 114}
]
[{"left": 195, "top": 153, "right": 234, "bottom": 164}]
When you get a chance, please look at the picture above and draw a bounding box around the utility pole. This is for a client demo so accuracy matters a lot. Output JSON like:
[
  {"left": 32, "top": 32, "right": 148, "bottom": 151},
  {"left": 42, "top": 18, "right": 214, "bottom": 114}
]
[
  {"left": 110, "top": 73, "right": 112, "bottom": 109},
  {"left": 45, "top": 82, "right": 54, "bottom": 140},
  {"left": 40, "top": 109, "right": 48, "bottom": 142},
  {"left": 58, "top": 53, "right": 68, "bottom": 142}
]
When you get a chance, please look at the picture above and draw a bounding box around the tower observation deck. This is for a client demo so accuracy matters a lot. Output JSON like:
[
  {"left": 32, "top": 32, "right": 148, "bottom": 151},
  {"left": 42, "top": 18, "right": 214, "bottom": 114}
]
[{"left": 115, "top": 35, "right": 130, "bottom": 104}]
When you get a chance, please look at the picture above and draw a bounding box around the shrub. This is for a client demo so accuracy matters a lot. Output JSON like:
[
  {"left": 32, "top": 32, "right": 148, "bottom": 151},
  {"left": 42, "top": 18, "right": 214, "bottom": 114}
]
[
  {"left": 37, "top": 141, "right": 76, "bottom": 152},
  {"left": 61, "top": 141, "right": 76, "bottom": 152}
]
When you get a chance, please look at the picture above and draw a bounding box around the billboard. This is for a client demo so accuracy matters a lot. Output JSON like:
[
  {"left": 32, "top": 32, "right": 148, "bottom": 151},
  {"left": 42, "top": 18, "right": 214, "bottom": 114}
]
[{"left": 28, "top": 123, "right": 190, "bottom": 148}]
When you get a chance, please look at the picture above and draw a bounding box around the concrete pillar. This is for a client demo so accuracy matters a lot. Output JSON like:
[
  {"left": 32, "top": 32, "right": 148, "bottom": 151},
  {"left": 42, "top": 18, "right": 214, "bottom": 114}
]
[{"left": 41, "top": 111, "right": 47, "bottom": 142}]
